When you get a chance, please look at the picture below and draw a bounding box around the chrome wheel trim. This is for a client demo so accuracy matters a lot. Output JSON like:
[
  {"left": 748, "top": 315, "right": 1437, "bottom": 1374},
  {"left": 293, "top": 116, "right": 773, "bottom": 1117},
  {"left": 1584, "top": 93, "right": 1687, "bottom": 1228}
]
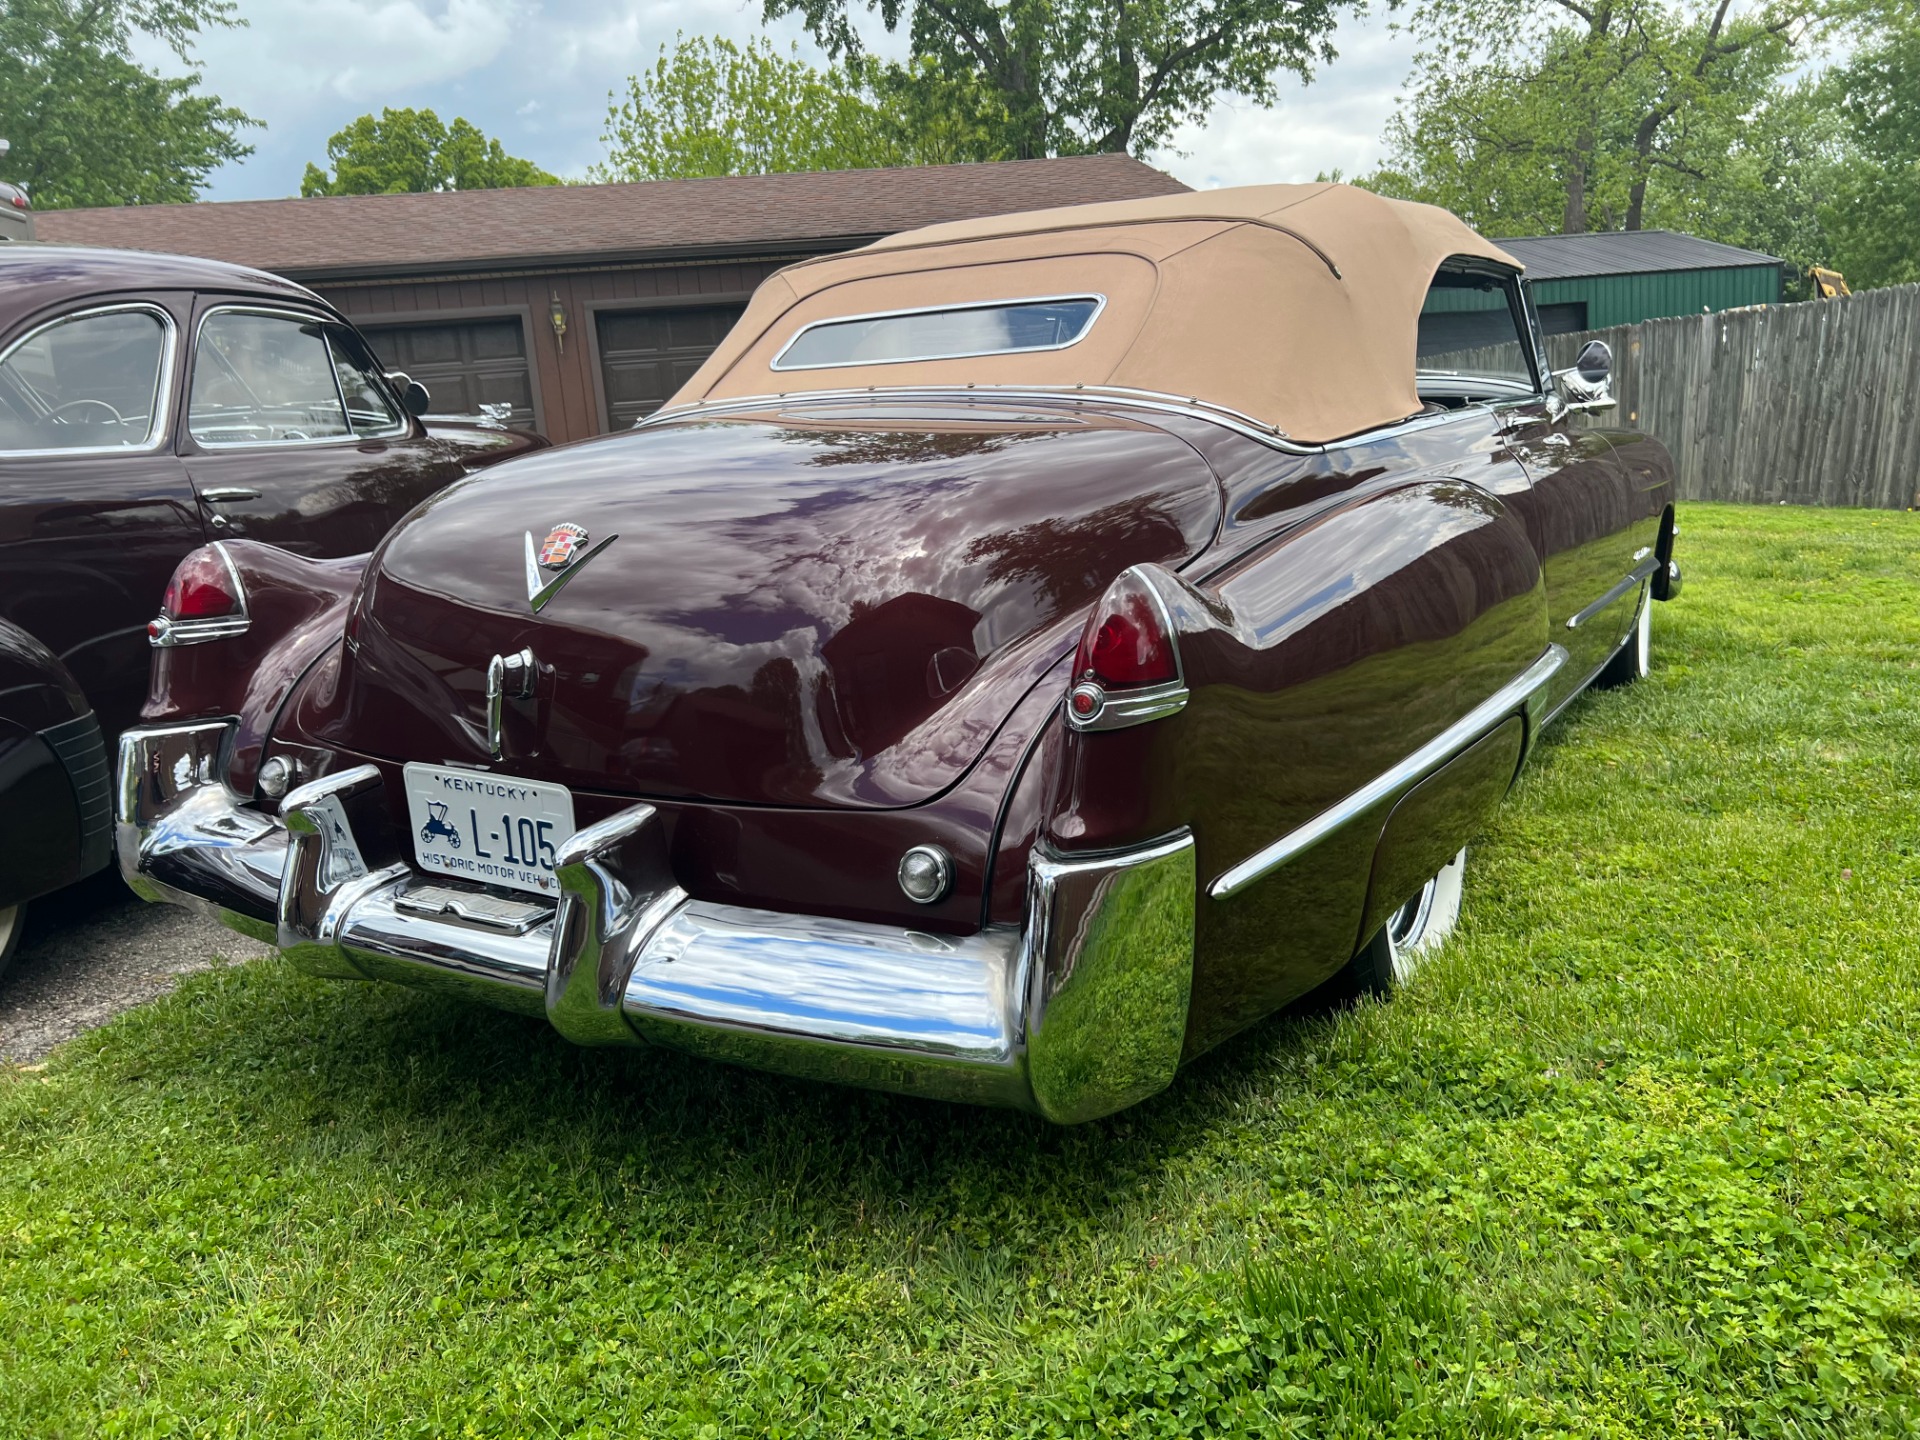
[
  {"left": 1385, "top": 848, "right": 1467, "bottom": 984},
  {"left": 0, "top": 904, "right": 18, "bottom": 970}
]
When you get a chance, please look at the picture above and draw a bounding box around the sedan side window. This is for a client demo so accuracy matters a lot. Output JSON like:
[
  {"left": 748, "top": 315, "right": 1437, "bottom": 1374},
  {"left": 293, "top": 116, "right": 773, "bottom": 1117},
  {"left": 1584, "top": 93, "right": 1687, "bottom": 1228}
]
[
  {"left": 327, "top": 326, "right": 407, "bottom": 438},
  {"left": 0, "top": 308, "right": 171, "bottom": 453},
  {"left": 189, "top": 310, "right": 350, "bottom": 446}
]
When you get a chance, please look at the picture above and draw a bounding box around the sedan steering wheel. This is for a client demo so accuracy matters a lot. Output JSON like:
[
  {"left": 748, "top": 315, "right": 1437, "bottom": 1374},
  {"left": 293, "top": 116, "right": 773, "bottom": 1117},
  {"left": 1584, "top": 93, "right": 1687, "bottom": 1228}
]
[{"left": 49, "top": 398, "right": 128, "bottom": 429}]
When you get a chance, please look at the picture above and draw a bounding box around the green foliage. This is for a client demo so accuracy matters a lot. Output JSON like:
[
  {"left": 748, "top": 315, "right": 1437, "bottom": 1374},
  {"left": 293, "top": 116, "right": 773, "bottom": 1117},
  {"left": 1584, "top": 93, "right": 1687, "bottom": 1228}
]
[
  {"left": 300, "top": 108, "right": 558, "bottom": 196},
  {"left": 0, "top": 0, "right": 257, "bottom": 209},
  {"left": 762, "top": 0, "right": 1359, "bottom": 159},
  {"left": 6, "top": 505, "right": 1920, "bottom": 1433},
  {"left": 1367, "top": 0, "right": 1827, "bottom": 251},
  {"left": 593, "top": 34, "right": 1008, "bottom": 182},
  {"left": 1817, "top": 11, "right": 1920, "bottom": 287}
]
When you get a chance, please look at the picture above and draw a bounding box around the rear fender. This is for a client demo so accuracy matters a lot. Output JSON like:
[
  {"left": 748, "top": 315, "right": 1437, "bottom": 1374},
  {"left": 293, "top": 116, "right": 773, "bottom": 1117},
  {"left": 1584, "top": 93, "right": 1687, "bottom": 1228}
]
[
  {"left": 0, "top": 617, "right": 87, "bottom": 733},
  {"left": 144, "top": 541, "right": 365, "bottom": 796},
  {"left": 1048, "top": 480, "right": 1548, "bottom": 1057}
]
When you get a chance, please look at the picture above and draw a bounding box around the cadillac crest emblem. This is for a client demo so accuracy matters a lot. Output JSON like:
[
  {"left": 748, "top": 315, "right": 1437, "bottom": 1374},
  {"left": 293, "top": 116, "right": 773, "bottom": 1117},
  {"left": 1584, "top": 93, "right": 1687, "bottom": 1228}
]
[{"left": 538, "top": 523, "right": 588, "bottom": 569}]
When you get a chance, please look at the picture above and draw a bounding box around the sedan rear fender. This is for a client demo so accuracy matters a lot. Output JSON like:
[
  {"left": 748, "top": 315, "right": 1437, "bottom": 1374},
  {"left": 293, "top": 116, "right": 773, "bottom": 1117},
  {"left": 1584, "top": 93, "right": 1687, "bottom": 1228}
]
[
  {"left": 143, "top": 540, "right": 366, "bottom": 797},
  {"left": 1044, "top": 480, "right": 1551, "bottom": 1057}
]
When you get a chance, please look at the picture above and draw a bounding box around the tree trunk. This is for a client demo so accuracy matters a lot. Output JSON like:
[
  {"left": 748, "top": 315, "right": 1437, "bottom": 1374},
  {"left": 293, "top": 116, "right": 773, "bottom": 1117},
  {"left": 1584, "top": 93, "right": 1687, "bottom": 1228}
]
[
  {"left": 1624, "top": 106, "right": 1672, "bottom": 230},
  {"left": 1562, "top": 130, "right": 1591, "bottom": 233}
]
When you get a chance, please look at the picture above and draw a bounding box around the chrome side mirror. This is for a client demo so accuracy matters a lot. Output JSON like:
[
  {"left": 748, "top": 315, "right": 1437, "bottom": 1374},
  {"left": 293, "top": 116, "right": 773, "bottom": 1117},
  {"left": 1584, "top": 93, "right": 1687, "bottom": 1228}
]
[
  {"left": 1553, "top": 340, "right": 1615, "bottom": 414},
  {"left": 384, "top": 371, "right": 431, "bottom": 417}
]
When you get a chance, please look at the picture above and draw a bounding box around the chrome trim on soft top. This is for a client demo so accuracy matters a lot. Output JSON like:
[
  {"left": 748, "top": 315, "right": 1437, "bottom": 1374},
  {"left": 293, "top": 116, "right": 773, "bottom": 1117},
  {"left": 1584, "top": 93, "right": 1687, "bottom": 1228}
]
[
  {"left": 1208, "top": 644, "right": 1567, "bottom": 901},
  {"left": 643, "top": 384, "right": 1307, "bottom": 448}
]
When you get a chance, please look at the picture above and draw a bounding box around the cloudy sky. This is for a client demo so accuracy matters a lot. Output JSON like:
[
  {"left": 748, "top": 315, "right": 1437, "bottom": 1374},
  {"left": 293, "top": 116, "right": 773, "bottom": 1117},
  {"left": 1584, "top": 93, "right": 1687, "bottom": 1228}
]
[{"left": 140, "top": 0, "right": 1422, "bottom": 200}]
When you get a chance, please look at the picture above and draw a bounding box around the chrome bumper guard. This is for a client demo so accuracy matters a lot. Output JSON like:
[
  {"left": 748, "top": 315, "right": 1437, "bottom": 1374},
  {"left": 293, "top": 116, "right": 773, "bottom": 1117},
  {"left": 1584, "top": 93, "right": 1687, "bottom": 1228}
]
[{"left": 115, "top": 721, "right": 1196, "bottom": 1122}]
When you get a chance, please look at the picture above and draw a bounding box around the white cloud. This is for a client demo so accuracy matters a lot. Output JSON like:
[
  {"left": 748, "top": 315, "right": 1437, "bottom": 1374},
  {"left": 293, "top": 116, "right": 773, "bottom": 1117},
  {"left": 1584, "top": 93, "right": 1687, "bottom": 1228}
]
[
  {"left": 152, "top": 0, "right": 1417, "bottom": 200},
  {"left": 1162, "top": 12, "right": 1419, "bottom": 188}
]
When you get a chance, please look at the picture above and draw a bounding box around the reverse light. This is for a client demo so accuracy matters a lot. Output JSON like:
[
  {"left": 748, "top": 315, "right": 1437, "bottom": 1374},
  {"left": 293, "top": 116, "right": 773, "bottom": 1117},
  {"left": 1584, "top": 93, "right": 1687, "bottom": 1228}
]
[
  {"left": 1066, "top": 567, "right": 1189, "bottom": 732},
  {"left": 897, "top": 845, "right": 954, "bottom": 904},
  {"left": 150, "top": 544, "right": 250, "bottom": 646}
]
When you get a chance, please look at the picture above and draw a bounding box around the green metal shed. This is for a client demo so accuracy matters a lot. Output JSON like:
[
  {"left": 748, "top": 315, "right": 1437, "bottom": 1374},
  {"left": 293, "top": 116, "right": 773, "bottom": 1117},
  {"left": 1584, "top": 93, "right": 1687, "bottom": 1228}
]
[{"left": 1497, "top": 230, "right": 1785, "bottom": 331}]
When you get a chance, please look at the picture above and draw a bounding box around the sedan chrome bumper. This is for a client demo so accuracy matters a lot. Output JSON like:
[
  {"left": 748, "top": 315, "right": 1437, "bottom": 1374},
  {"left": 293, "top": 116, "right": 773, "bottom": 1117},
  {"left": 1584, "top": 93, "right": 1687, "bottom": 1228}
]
[{"left": 116, "top": 721, "right": 1195, "bottom": 1122}]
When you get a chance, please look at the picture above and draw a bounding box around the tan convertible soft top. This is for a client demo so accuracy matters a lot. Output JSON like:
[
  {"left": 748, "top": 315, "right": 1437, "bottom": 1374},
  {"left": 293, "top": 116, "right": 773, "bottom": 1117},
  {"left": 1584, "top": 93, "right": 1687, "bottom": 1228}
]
[{"left": 664, "top": 183, "right": 1522, "bottom": 445}]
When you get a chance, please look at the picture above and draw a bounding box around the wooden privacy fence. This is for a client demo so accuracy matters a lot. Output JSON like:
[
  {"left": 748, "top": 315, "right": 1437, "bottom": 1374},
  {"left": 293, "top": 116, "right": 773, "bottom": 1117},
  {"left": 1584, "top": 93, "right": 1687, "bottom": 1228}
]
[{"left": 1547, "top": 283, "right": 1920, "bottom": 509}]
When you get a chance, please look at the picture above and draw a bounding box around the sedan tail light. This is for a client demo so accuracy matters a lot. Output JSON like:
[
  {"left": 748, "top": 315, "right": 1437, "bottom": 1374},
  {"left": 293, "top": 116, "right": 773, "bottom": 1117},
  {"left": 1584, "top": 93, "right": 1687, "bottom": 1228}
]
[
  {"left": 1066, "top": 567, "right": 1189, "bottom": 731},
  {"left": 150, "top": 544, "right": 250, "bottom": 646}
]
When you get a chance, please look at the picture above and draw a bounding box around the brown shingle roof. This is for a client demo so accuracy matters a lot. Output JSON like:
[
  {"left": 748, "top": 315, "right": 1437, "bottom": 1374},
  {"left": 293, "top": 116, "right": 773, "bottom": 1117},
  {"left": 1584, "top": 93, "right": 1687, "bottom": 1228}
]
[{"left": 35, "top": 155, "right": 1190, "bottom": 282}]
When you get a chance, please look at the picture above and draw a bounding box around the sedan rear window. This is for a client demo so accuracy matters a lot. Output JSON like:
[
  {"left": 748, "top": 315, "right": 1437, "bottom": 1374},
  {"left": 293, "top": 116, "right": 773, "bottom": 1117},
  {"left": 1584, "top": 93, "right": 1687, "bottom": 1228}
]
[
  {"left": 772, "top": 296, "right": 1104, "bottom": 371},
  {"left": 0, "top": 308, "right": 170, "bottom": 452}
]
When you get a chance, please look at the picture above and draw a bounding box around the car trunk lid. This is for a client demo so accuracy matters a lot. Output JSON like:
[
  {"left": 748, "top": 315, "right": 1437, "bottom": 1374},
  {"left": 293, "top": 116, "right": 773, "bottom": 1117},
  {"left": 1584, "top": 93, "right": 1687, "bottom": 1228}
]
[{"left": 329, "top": 405, "right": 1220, "bottom": 808}]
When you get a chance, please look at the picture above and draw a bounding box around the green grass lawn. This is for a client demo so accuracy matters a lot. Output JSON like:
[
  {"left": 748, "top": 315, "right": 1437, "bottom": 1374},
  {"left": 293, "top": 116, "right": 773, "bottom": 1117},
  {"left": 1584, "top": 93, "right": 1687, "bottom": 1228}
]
[{"left": 5, "top": 503, "right": 1920, "bottom": 1438}]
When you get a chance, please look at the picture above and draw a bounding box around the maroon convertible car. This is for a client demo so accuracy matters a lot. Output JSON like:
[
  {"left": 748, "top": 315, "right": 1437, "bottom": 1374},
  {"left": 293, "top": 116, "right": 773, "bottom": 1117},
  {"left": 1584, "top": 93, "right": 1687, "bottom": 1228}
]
[{"left": 117, "top": 185, "right": 1680, "bottom": 1121}]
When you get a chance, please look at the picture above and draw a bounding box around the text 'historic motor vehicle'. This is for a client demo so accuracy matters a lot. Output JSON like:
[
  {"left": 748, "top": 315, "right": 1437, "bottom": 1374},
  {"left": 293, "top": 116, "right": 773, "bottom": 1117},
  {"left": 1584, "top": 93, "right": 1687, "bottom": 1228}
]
[{"left": 116, "top": 184, "right": 1680, "bottom": 1121}]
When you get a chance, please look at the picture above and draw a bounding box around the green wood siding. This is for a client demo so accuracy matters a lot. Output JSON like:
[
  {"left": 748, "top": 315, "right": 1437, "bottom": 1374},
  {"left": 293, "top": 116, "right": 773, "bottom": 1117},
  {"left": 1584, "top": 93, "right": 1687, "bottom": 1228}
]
[{"left": 1527, "top": 265, "right": 1782, "bottom": 327}]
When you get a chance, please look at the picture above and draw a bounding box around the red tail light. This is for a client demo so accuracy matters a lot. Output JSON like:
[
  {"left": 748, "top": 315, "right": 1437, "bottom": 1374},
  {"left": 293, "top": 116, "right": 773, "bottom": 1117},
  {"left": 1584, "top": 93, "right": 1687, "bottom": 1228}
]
[
  {"left": 1067, "top": 568, "right": 1188, "bottom": 730},
  {"left": 150, "top": 545, "right": 250, "bottom": 646},
  {"left": 162, "top": 547, "right": 241, "bottom": 618},
  {"left": 1075, "top": 570, "right": 1177, "bottom": 688}
]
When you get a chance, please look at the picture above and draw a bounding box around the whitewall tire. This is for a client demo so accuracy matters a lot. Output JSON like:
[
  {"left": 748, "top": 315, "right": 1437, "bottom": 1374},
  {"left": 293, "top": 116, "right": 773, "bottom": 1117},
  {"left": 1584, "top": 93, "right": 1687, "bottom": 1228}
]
[
  {"left": 1596, "top": 587, "right": 1652, "bottom": 689},
  {"left": 0, "top": 903, "right": 23, "bottom": 983},
  {"left": 1339, "top": 848, "right": 1468, "bottom": 998}
]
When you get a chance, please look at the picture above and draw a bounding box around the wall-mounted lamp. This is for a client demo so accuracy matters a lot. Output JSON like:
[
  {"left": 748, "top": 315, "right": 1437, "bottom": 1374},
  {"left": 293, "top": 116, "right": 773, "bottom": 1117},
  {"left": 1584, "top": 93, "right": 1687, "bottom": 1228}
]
[{"left": 549, "top": 292, "right": 568, "bottom": 355}]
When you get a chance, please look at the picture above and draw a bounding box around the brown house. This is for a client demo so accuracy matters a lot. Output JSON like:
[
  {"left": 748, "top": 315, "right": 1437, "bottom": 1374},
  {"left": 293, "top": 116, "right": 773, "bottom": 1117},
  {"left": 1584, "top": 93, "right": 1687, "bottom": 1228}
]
[{"left": 37, "top": 156, "right": 1188, "bottom": 446}]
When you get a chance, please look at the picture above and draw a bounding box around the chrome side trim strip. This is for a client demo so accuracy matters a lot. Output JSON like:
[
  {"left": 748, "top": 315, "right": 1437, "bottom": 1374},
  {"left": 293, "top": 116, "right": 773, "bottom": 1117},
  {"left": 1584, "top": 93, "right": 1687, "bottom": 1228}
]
[
  {"left": 1208, "top": 645, "right": 1568, "bottom": 901},
  {"left": 1565, "top": 558, "right": 1659, "bottom": 630}
]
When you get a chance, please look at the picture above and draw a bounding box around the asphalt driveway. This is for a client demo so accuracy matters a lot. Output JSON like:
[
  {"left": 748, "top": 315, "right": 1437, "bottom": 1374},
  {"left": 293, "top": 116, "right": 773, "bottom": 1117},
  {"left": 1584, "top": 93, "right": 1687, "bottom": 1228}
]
[{"left": 0, "top": 872, "right": 271, "bottom": 1064}]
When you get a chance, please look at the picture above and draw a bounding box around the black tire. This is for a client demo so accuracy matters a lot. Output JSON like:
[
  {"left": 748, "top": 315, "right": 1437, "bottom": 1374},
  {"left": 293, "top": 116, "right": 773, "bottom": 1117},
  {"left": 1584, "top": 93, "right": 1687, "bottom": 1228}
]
[
  {"left": 1594, "top": 587, "right": 1651, "bottom": 690},
  {"left": 0, "top": 902, "right": 25, "bottom": 984}
]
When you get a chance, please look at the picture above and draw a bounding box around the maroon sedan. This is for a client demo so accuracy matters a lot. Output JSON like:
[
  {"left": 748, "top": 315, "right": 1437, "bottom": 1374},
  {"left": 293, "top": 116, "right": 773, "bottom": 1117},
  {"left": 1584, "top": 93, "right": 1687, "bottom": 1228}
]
[
  {"left": 116, "top": 185, "right": 1679, "bottom": 1120},
  {"left": 0, "top": 245, "right": 543, "bottom": 973}
]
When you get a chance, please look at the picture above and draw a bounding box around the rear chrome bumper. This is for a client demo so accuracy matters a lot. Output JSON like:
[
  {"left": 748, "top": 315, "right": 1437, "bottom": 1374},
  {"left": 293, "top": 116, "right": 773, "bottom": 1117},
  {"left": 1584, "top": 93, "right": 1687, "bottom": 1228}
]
[{"left": 116, "top": 721, "right": 1195, "bottom": 1122}]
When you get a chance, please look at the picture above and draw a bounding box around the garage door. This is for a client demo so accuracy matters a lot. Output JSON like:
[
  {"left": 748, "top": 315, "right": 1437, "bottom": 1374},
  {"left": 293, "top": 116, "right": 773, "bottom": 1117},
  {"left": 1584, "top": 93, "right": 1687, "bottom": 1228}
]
[
  {"left": 360, "top": 316, "right": 538, "bottom": 430},
  {"left": 596, "top": 305, "right": 745, "bottom": 431}
]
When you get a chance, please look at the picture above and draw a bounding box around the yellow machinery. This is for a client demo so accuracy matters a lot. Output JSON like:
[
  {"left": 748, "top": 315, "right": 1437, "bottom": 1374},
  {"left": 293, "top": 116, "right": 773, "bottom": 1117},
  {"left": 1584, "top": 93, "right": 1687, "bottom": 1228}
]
[{"left": 1810, "top": 267, "right": 1852, "bottom": 298}]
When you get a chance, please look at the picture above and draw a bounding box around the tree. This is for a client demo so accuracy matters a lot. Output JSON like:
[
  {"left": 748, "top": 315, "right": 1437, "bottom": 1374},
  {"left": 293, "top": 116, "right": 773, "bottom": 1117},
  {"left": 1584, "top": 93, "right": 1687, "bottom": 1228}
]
[
  {"left": 0, "top": 0, "right": 257, "bottom": 209},
  {"left": 592, "top": 34, "right": 1007, "bottom": 182},
  {"left": 301, "top": 109, "right": 558, "bottom": 195},
  {"left": 1818, "top": 10, "right": 1920, "bottom": 286},
  {"left": 1366, "top": 0, "right": 1823, "bottom": 238},
  {"left": 761, "top": 0, "right": 1361, "bottom": 159}
]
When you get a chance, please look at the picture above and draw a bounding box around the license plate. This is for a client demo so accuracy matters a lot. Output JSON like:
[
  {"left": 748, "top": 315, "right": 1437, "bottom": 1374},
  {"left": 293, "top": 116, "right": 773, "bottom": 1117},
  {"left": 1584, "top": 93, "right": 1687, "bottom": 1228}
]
[{"left": 401, "top": 763, "right": 576, "bottom": 897}]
